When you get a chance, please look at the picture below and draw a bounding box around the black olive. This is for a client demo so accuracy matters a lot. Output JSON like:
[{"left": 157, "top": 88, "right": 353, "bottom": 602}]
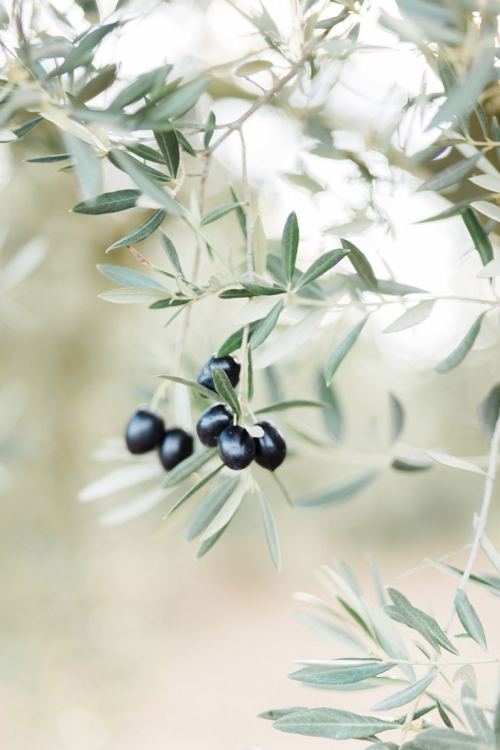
[
  {"left": 159, "top": 428, "right": 194, "bottom": 471},
  {"left": 196, "top": 403, "right": 234, "bottom": 447},
  {"left": 125, "top": 408, "right": 165, "bottom": 454},
  {"left": 218, "top": 425, "right": 255, "bottom": 471},
  {"left": 253, "top": 421, "right": 286, "bottom": 471},
  {"left": 197, "top": 355, "right": 240, "bottom": 392}
]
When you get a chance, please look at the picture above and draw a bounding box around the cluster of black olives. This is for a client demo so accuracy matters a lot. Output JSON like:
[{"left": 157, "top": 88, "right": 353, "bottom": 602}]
[
  {"left": 125, "top": 408, "right": 193, "bottom": 470},
  {"left": 196, "top": 354, "right": 287, "bottom": 472}
]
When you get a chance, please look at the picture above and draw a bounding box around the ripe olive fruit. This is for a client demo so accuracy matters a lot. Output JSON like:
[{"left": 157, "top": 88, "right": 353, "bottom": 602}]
[
  {"left": 196, "top": 403, "right": 234, "bottom": 447},
  {"left": 253, "top": 420, "right": 286, "bottom": 471},
  {"left": 125, "top": 408, "right": 165, "bottom": 454},
  {"left": 197, "top": 354, "right": 241, "bottom": 392},
  {"left": 218, "top": 425, "right": 255, "bottom": 470},
  {"left": 159, "top": 428, "right": 194, "bottom": 471}
]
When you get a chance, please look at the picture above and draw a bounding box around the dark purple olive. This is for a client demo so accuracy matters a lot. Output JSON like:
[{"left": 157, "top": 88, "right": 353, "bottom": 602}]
[
  {"left": 196, "top": 404, "right": 234, "bottom": 447},
  {"left": 218, "top": 425, "right": 255, "bottom": 471},
  {"left": 125, "top": 408, "right": 165, "bottom": 454},
  {"left": 159, "top": 428, "right": 194, "bottom": 471},
  {"left": 197, "top": 354, "right": 240, "bottom": 392},
  {"left": 253, "top": 421, "right": 286, "bottom": 471}
]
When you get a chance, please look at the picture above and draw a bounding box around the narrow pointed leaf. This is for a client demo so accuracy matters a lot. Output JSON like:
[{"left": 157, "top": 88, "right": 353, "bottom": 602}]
[
  {"left": 325, "top": 317, "right": 368, "bottom": 385},
  {"left": 384, "top": 300, "right": 435, "bottom": 333},
  {"left": 281, "top": 211, "right": 299, "bottom": 286},
  {"left": 293, "top": 612, "right": 367, "bottom": 653},
  {"left": 258, "top": 490, "right": 281, "bottom": 571},
  {"left": 200, "top": 479, "right": 247, "bottom": 540},
  {"left": 253, "top": 308, "right": 324, "bottom": 370},
  {"left": 250, "top": 299, "right": 284, "bottom": 350},
  {"left": 426, "top": 451, "right": 485, "bottom": 476},
  {"left": 107, "top": 209, "right": 167, "bottom": 250},
  {"left": 478, "top": 383, "right": 500, "bottom": 444},
  {"left": 273, "top": 707, "right": 398, "bottom": 740},
  {"left": 109, "top": 149, "right": 182, "bottom": 215},
  {"left": 186, "top": 476, "right": 240, "bottom": 540},
  {"left": 165, "top": 464, "right": 224, "bottom": 517},
  {"left": 471, "top": 201, "right": 500, "bottom": 223},
  {"left": 372, "top": 673, "right": 436, "bottom": 712},
  {"left": 385, "top": 588, "right": 459, "bottom": 655},
  {"left": 434, "top": 313, "right": 485, "bottom": 373},
  {"left": 318, "top": 377, "right": 343, "bottom": 442},
  {"left": 154, "top": 127, "right": 180, "bottom": 178},
  {"left": 200, "top": 203, "right": 243, "bottom": 226},
  {"left": 195, "top": 523, "right": 229, "bottom": 558},
  {"left": 341, "top": 239, "right": 378, "bottom": 291},
  {"left": 162, "top": 447, "right": 216, "bottom": 488},
  {"left": 295, "top": 249, "right": 346, "bottom": 290},
  {"left": 159, "top": 231, "right": 184, "bottom": 275},
  {"left": 99, "top": 287, "right": 170, "bottom": 303},
  {"left": 290, "top": 661, "right": 396, "bottom": 686},
  {"left": 255, "top": 399, "right": 328, "bottom": 414},
  {"left": 477, "top": 256, "right": 500, "bottom": 278},
  {"left": 297, "top": 470, "right": 379, "bottom": 508},
  {"left": 389, "top": 393, "right": 405, "bottom": 443},
  {"left": 72, "top": 189, "right": 141, "bottom": 214},
  {"left": 252, "top": 216, "right": 267, "bottom": 276},
  {"left": 212, "top": 367, "right": 241, "bottom": 417},
  {"left": 462, "top": 208, "right": 493, "bottom": 266},
  {"left": 97, "top": 264, "right": 167, "bottom": 290},
  {"left": 157, "top": 375, "right": 227, "bottom": 403},
  {"left": 417, "top": 153, "right": 481, "bottom": 192},
  {"left": 203, "top": 110, "right": 216, "bottom": 150},
  {"left": 403, "top": 727, "right": 490, "bottom": 749},
  {"left": 455, "top": 590, "right": 487, "bottom": 652}
]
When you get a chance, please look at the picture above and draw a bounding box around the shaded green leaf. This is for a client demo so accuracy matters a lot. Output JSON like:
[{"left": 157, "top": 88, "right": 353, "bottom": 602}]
[
  {"left": 107, "top": 209, "right": 167, "bottom": 251},
  {"left": 204, "top": 110, "right": 216, "bottom": 150},
  {"left": 255, "top": 399, "right": 328, "bottom": 414},
  {"left": 72, "top": 188, "right": 141, "bottom": 215},
  {"left": 341, "top": 239, "right": 378, "bottom": 291},
  {"left": 159, "top": 231, "right": 184, "bottom": 275},
  {"left": 462, "top": 208, "right": 493, "bottom": 266},
  {"left": 240, "top": 281, "right": 286, "bottom": 296},
  {"left": 97, "top": 264, "right": 167, "bottom": 290},
  {"left": 389, "top": 393, "right": 405, "bottom": 443},
  {"left": 108, "top": 149, "right": 182, "bottom": 214},
  {"left": 249, "top": 299, "right": 284, "bottom": 351},
  {"left": 455, "top": 590, "right": 487, "bottom": 652},
  {"left": 318, "top": 377, "right": 343, "bottom": 442},
  {"left": 154, "top": 127, "right": 180, "bottom": 178},
  {"left": 281, "top": 211, "right": 299, "bottom": 286},
  {"left": 478, "top": 383, "right": 500, "bottom": 445},
  {"left": 212, "top": 367, "right": 241, "bottom": 417},
  {"left": 295, "top": 249, "right": 346, "bottom": 290},
  {"left": 157, "top": 375, "right": 226, "bottom": 403},
  {"left": 434, "top": 313, "right": 485, "bottom": 373},
  {"left": 325, "top": 317, "right": 368, "bottom": 385},
  {"left": 200, "top": 202, "right": 243, "bottom": 226},
  {"left": 290, "top": 660, "right": 396, "bottom": 686},
  {"left": 165, "top": 464, "right": 224, "bottom": 517},
  {"left": 186, "top": 476, "right": 240, "bottom": 540},
  {"left": 25, "top": 153, "right": 71, "bottom": 163}
]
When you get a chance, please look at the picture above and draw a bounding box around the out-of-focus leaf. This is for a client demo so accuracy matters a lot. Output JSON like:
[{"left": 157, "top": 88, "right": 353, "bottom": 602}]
[
  {"left": 13, "top": 116, "right": 43, "bottom": 138},
  {"left": 462, "top": 208, "right": 493, "bottom": 266},
  {"left": 99, "top": 486, "right": 172, "bottom": 527},
  {"left": 478, "top": 383, "right": 500, "bottom": 444},
  {"left": 235, "top": 60, "right": 273, "bottom": 76},
  {"left": 282, "top": 171, "right": 325, "bottom": 194},
  {"left": 232, "top": 295, "right": 283, "bottom": 326},
  {"left": 64, "top": 133, "right": 101, "bottom": 199},
  {"left": 389, "top": 393, "right": 404, "bottom": 443},
  {"left": 162, "top": 447, "right": 216, "bottom": 488},
  {"left": 429, "top": 46, "right": 496, "bottom": 130},
  {"left": 154, "top": 128, "right": 180, "bottom": 178},
  {"left": 297, "top": 470, "right": 379, "bottom": 508},
  {"left": 212, "top": 367, "right": 241, "bottom": 417},
  {"left": 147, "top": 76, "right": 211, "bottom": 123},
  {"left": 402, "top": 727, "right": 489, "bottom": 749},
  {"left": 385, "top": 588, "right": 459, "bottom": 655},
  {"left": 372, "top": 673, "right": 436, "bottom": 712},
  {"left": 434, "top": 312, "right": 485, "bottom": 373},
  {"left": 1, "top": 238, "right": 47, "bottom": 291},
  {"left": 471, "top": 201, "right": 500, "bottom": 222},
  {"left": 461, "top": 683, "right": 493, "bottom": 742},
  {"left": 124, "top": 141, "right": 166, "bottom": 164},
  {"left": 186, "top": 476, "right": 240, "bottom": 540},
  {"left": 200, "top": 202, "right": 243, "bottom": 226},
  {"left": 367, "top": 554, "right": 387, "bottom": 607},
  {"left": 426, "top": 451, "right": 485, "bottom": 476},
  {"left": 477, "top": 256, "right": 500, "bottom": 278},
  {"left": 293, "top": 611, "right": 367, "bottom": 653},
  {"left": 200, "top": 478, "right": 248, "bottom": 540},
  {"left": 391, "top": 451, "right": 435, "bottom": 471},
  {"left": 110, "top": 65, "right": 172, "bottom": 110},
  {"left": 240, "top": 281, "right": 286, "bottom": 296},
  {"left": 78, "top": 463, "right": 160, "bottom": 501},
  {"left": 341, "top": 239, "right": 378, "bottom": 291},
  {"left": 72, "top": 189, "right": 141, "bottom": 214},
  {"left": 253, "top": 308, "right": 325, "bottom": 370},
  {"left": 252, "top": 216, "right": 267, "bottom": 276},
  {"left": 455, "top": 590, "right": 487, "bottom": 652},
  {"left": 258, "top": 489, "right": 281, "bottom": 571},
  {"left": 417, "top": 153, "right": 481, "bottom": 192},
  {"left": 175, "top": 129, "right": 197, "bottom": 157},
  {"left": 107, "top": 209, "right": 167, "bottom": 251},
  {"left": 195, "top": 524, "right": 228, "bottom": 558},
  {"left": 74, "top": 64, "right": 117, "bottom": 105},
  {"left": 318, "top": 377, "right": 343, "bottom": 442},
  {"left": 99, "top": 287, "right": 170, "bottom": 303},
  {"left": 295, "top": 249, "right": 346, "bottom": 290},
  {"left": 255, "top": 399, "right": 328, "bottom": 414},
  {"left": 325, "top": 317, "right": 368, "bottom": 385},
  {"left": 250, "top": 299, "right": 284, "bottom": 350},
  {"left": 97, "top": 264, "right": 167, "bottom": 290},
  {"left": 203, "top": 110, "right": 216, "bottom": 149},
  {"left": 273, "top": 707, "right": 398, "bottom": 740},
  {"left": 282, "top": 211, "right": 300, "bottom": 287},
  {"left": 383, "top": 300, "right": 435, "bottom": 333},
  {"left": 480, "top": 530, "right": 500, "bottom": 575}
]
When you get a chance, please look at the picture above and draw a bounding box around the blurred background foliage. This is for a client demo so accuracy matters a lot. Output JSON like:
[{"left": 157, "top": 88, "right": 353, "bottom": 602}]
[{"left": 2, "top": 0, "right": 500, "bottom": 748}]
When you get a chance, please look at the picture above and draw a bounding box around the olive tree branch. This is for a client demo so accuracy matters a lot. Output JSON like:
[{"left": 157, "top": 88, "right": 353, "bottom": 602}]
[{"left": 399, "top": 412, "right": 500, "bottom": 746}]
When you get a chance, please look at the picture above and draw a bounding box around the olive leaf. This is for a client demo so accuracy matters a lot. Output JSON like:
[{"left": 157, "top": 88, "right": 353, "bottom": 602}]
[
  {"left": 281, "top": 211, "right": 299, "bottom": 287},
  {"left": 107, "top": 209, "right": 167, "bottom": 251},
  {"left": 325, "top": 317, "right": 368, "bottom": 385},
  {"left": 212, "top": 367, "right": 241, "bottom": 417}
]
